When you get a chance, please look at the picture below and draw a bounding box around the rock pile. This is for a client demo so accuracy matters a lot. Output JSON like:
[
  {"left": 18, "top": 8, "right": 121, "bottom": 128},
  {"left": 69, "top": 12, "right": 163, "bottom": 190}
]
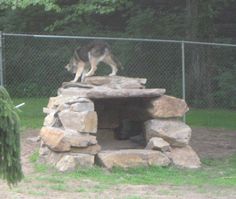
[{"left": 39, "top": 76, "right": 201, "bottom": 171}]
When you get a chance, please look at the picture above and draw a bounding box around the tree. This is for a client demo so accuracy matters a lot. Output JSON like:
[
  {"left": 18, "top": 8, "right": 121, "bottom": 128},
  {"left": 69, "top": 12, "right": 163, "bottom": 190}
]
[{"left": 0, "top": 86, "right": 23, "bottom": 185}]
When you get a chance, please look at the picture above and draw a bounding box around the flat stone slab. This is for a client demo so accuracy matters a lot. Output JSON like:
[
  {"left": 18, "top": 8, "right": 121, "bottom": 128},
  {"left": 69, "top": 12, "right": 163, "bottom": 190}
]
[
  {"left": 59, "top": 87, "right": 166, "bottom": 99},
  {"left": 63, "top": 76, "right": 147, "bottom": 89},
  {"left": 96, "top": 149, "right": 170, "bottom": 169},
  {"left": 84, "top": 76, "right": 147, "bottom": 89}
]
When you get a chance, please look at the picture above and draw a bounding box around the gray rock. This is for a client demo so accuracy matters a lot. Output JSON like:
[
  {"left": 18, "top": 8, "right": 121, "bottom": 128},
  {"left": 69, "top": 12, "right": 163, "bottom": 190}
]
[
  {"left": 145, "top": 137, "right": 170, "bottom": 152},
  {"left": 145, "top": 119, "right": 191, "bottom": 147},
  {"left": 43, "top": 112, "right": 58, "bottom": 127},
  {"left": 69, "top": 98, "right": 94, "bottom": 112},
  {"left": 96, "top": 149, "right": 170, "bottom": 169},
  {"left": 59, "top": 110, "right": 97, "bottom": 134}
]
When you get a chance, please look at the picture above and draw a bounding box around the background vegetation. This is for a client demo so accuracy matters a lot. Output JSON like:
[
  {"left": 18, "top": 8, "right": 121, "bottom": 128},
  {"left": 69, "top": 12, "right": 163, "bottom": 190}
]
[{"left": 1, "top": 0, "right": 236, "bottom": 109}]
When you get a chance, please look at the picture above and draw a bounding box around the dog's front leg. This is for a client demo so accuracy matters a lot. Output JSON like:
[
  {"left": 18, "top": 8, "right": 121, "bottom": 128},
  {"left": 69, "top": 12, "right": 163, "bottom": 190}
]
[{"left": 71, "top": 62, "right": 85, "bottom": 82}]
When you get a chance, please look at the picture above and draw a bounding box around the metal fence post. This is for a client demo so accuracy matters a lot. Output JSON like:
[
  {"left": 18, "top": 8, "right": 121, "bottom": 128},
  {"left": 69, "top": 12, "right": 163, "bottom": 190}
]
[
  {"left": 0, "top": 31, "right": 3, "bottom": 86},
  {"left": 181, "top": 42, "right": 186, "bottom": 122}
]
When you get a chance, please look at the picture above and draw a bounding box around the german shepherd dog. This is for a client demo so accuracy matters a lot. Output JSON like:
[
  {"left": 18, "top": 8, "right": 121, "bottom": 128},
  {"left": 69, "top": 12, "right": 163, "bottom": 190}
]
[{"left": 65, "top": 40, "right": 121, "bottom": 82}]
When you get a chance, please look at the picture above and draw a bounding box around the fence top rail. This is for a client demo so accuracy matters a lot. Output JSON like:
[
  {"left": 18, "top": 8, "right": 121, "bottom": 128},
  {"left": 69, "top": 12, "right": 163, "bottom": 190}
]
[{"left": 2, "top": 32, "right": 236, "bottom": 47}]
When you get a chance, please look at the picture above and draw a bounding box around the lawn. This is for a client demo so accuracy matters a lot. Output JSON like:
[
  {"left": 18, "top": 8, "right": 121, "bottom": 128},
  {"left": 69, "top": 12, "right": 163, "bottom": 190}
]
[
  {"left": 8, "top": 97, "right": 236, "bottom": 197},
  {"left": 24, "top": 149, "right": 236, "bottom": 196},
  {"left": 186, "top": 108, "right": 236, "bottom": 130},
  {"left": 13, "top": 98, "right": 48, "bottom": 129},
  {"left": 31, "top": 154, "right": 236, "bottom": 187}
]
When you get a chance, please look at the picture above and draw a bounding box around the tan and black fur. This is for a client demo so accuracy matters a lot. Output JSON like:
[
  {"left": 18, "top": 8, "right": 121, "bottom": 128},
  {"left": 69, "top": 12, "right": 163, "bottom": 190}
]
[{"left": 65, "top": 40, "right": 121, "bottom": 82}]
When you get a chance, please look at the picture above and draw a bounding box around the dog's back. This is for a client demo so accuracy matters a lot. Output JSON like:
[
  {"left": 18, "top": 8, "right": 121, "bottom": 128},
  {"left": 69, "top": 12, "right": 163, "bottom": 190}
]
[{"left": 75, "top": 40, "right": 111, "bottom": 62}]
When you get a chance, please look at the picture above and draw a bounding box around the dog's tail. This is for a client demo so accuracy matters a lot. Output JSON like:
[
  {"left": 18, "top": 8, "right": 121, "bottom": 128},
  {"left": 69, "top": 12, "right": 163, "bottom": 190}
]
[{"left": 111, "top": 53, "right": 124, "bottom": 70}]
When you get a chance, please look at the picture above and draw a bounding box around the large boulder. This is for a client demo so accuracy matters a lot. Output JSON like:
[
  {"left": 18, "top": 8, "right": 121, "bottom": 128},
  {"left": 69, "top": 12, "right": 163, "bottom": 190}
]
[
  {"left": 56, "top": 154, "right": 94, "bottom": 172},
  {"left": 96, "top": 149, "right": 170, "bottom": 169},
  {"left": 59, "top": 110, "right": 97, "bottom": 134},
  {"left": 40, "top": 127, "right": 70, "bottom": 152},
  {"left": 145, "top": 119, "right": 191, "bottom": 147},
  {"left": 168, "top": 145, "right": 201, "bottom": 169},
  {"left": 147, "top": 95, "right": 189, "bottom": 118},
  {"left": 40, "top": 127, "right": 97, "bottom": 152}
]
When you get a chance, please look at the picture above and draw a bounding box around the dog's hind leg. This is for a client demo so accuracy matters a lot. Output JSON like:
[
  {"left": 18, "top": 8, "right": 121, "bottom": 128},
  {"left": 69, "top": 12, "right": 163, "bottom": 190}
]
[
  {"left": 102, "top": 55, "right": 118, "bottom": 76},
  {"left": 71, "top": 62, "right": 85, "bottom": 82},
  {"left": 85, "top": 57, "right": 98, "bottom": 77},
  {"left": 81, "top": 66, "right": 89, "bottom": 82}
]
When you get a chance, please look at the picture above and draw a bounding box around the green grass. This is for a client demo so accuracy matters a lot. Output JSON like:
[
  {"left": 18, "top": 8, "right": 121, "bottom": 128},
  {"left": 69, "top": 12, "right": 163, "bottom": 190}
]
[
  {"left": 13, "top": 98, "right": 48, "bottom": 129},
  {"left": 79, "top": 155, "right": 235, "bottom": 186},
  {"left": 30, "top": 154, "right": 236, "bottom": 188},
  {"left": 186, "top": 109, "right": 236, "bottom": 130}
]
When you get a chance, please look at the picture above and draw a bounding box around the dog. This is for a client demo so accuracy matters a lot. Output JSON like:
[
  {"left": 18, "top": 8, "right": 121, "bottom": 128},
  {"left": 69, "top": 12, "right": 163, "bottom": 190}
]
[{"left": 65, "top": 40, "right": 122, "bottom": 82}]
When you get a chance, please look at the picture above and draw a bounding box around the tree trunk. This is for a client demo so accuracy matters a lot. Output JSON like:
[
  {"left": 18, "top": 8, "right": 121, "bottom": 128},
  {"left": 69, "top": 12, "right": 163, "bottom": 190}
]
[{"left": 186, "top": 0, "right": 202, "bottom": 107}]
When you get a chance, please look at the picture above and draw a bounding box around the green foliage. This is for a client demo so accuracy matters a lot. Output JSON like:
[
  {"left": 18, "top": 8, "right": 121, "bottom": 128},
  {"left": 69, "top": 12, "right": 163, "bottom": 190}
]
[
  {"left": 0, "top": 86, "right": 23, "bottom": 185},
  {"left": 0, "top": 0, "right": 60, "bottom": 11}
]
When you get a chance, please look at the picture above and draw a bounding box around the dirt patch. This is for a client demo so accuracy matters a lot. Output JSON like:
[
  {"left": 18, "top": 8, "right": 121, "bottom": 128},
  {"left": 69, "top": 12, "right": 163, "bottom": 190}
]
[
  {"left": 190, "top": 127, "right": 236, "bottom": 159},
  {"left": 0, "top": 127, "right": 235, "bottom": 199}
]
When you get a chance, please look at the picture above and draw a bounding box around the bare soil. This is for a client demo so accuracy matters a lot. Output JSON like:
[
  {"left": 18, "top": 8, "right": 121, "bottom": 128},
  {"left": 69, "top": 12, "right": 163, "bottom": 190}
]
[{"left": 0, "top": 127, "right": 236, "bottom": 199}]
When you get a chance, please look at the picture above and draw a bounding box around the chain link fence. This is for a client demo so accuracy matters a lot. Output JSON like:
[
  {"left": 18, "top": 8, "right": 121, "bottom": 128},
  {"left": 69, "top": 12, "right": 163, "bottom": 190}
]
[{"left": 0, "top": 33, "right": 236, "bottom": 111}]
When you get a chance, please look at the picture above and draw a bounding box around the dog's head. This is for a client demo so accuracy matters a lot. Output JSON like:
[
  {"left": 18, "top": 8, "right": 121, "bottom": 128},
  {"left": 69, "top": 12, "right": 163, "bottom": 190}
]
[{"left": 65, "top": 57, "right": 78, "bottom": 74}]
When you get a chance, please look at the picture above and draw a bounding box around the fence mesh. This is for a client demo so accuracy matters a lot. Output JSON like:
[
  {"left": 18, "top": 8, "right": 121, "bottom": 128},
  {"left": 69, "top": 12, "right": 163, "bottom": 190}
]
[{"left": 1, "top": 34, "right": 236, "bottom": 112}]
